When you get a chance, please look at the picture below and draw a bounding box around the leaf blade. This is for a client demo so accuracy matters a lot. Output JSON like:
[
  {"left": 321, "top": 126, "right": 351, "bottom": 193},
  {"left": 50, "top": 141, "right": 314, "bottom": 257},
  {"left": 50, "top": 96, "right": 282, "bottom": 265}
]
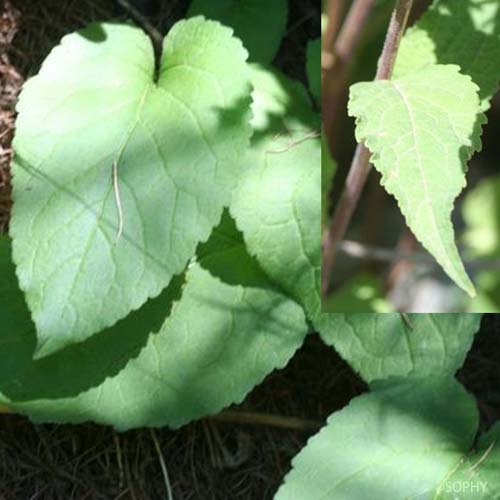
[
  {"left": 10, "top": 18, "right": 252, "bottom": 357},
  {"left": 349, "top": 64, "right": 484, "bottom": 296}
]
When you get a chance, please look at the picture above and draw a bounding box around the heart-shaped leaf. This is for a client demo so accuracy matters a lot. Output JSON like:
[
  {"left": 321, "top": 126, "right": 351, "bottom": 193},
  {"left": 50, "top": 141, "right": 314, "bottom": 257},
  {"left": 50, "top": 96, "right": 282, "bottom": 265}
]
[{"left": 10, "top": 19, "right": 252, "bottom": 357}]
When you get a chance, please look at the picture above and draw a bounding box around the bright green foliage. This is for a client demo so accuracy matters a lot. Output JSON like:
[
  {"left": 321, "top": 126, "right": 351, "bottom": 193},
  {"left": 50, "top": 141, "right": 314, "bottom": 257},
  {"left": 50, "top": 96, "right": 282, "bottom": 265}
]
[
  {"left": 436, "top": 422, "right": 500, "bottom": 499},
  {"left": 231, "top": 65, "right": 321, "bottom": 322},
  {"left": 395, "top": 0, "right": 500, "bottom": 110},
  {"left": 463, "top": 175, "right": 500, "bottom": 312},
  {"left": 0, "top": 215, "right": 308, "bottom": 430},
  {"left": 275, "top": 377, "right": 479, "bottom": 500},
  {"left": 349, "top": 64, "right": 483, "bottom": 296},
  {"left": 322, "top": 274, "right": 393, "bottom": 313},
  {"left": 10, "top": 19, "right": 252, "bottom": 357},
  {"left": 314, "top": 314, "right": 480, "bottom": 382},
  {"left": 187, "top": 0, "right": 288, "bottom": 63},
  {"left": 307, "top": 38, "right": 320, "bottom": 103}
]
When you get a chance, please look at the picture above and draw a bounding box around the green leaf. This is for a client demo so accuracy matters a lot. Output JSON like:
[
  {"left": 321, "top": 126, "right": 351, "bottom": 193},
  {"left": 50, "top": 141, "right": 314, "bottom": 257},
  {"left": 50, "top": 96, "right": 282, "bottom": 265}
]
[
  {"left": 187, "top": 0, "right": 288, "bottom": 63},
  {"left": 395, "top": 0, "right": 500, "bottom": 110},
  {"left": 275, "top": 377, "right": 479, "bottom": 500},
  {"left": 0, "top": 215, "right": 308, "bottom": 430},
  {"left": 314, "top": 313, "right": 481, "bottom": 382},
  {"left": 349, "top": 64, "right": 484, "bottom": 296},
  {"left": 10, "top": 19, "right": 252, "bottom": 357},
  {"left": 231, "top": 64, "right": 322, "bottom": 321},
  {"left": 436, "top": 422, "right": 500, "bottom": 499},
  {"left": 321, "top": 273, "right": 394, "bottom": 313},
  {"left": 307, "top": 38, "right": 321, "bottom": 103}
]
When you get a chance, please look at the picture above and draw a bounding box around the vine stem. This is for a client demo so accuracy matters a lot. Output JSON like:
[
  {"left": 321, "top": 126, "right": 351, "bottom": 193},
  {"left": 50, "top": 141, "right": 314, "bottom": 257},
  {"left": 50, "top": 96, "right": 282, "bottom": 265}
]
[{"left": 322, "top": 0, "right": 414, "bottom": 298}]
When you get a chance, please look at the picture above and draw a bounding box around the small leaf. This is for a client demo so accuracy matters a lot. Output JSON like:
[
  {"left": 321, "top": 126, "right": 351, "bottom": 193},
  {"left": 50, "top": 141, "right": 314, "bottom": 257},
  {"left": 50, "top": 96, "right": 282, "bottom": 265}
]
[
  {"left": 187, "top": 0, "right": 288, "bottom": 63},
  {"left": 0, "top": 216, "right": 308, "bottom": 430},
  {"left": 232, "top": 65, "right": 322, "bottom": 322},
  {"left": 314, "top": 313, "right": 481, "bottom": 382},
  {"left": 10, "top": 19, "right": 252, "bottom": 357},
  {"left": 349, "top": 64, "right": 484, "bottom": 296},
  {"left": 275, "top": 377, "right": 478, "bottom": 500}
]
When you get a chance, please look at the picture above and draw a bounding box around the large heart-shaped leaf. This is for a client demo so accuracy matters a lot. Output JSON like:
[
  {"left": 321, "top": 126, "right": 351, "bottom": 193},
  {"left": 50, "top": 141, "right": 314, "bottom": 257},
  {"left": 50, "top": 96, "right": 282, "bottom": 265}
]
[
  {"left": 0, "top": 214, "right": 308, "bottom": 430},
  {"left": 275, "top": 377, "right": 483, "bottom": 500},
  {"left": 10, "top": 19, "right": 252, "bottom": 357},
  {"left": 187, "top": 0, "right": 288, "bottom": 63},
  {"left": 231, "top": 65, "right": 321, "bottom": 322},
  {"left": 314, "top": 313, "right": 481, "bottom": 382}
]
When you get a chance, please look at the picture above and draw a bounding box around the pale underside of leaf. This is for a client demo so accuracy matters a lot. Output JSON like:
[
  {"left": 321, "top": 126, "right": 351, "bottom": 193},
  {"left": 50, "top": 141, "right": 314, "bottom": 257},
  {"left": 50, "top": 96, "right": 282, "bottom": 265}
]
[
  {"left": 349, "top": 64, "right": 484, "bottom": 296},
  {"left": 10, "top": 18, "right": 252, "bottom": 357}
]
